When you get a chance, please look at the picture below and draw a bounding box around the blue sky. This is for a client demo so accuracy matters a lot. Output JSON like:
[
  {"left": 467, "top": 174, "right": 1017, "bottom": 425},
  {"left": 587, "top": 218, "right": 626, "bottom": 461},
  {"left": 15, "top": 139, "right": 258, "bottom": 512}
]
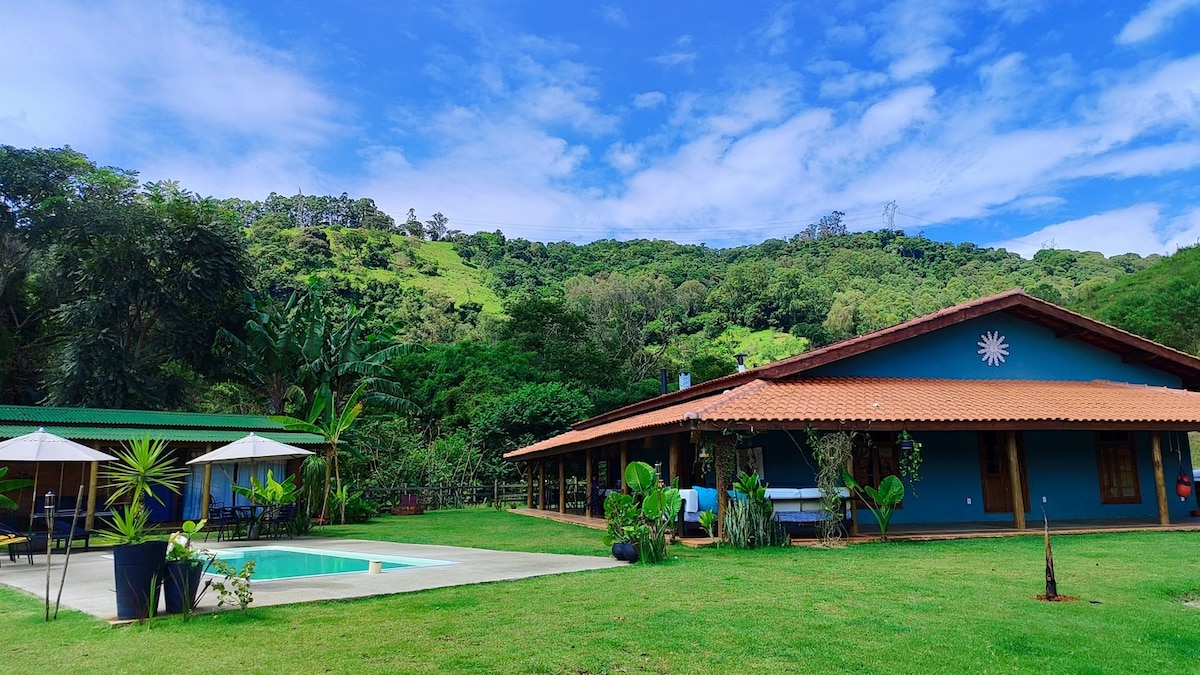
[{"left": 3, "top": 1, "right": 1200, "bottom": 257}]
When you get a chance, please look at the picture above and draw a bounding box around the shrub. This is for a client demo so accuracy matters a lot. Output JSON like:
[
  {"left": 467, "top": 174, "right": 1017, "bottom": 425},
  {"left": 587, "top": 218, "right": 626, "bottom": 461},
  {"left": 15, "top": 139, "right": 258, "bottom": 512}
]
[{"left": 723, "top": 471, "right": 789, "bottom": 549}]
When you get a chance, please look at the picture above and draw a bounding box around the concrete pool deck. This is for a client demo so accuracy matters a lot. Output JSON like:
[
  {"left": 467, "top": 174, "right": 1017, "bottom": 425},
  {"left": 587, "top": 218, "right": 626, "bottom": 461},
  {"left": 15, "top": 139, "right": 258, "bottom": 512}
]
[{"left": 0, "top": 538, "right": 625, "bottom": 620}]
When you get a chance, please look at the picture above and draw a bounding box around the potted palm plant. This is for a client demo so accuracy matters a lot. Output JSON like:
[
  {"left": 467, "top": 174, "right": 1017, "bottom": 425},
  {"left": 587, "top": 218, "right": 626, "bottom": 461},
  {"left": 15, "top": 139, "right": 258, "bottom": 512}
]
[
  {"left": 102, "top": 437, "right": 187, "bottom": 620},
  {"left": 163, "top": 519, "right": 209, "bottom": 615}
]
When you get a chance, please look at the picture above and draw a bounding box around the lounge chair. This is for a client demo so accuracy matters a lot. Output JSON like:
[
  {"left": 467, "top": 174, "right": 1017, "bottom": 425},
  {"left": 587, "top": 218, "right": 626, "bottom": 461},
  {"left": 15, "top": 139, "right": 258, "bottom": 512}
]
[
  {"left": 0, "top": 522, "right": 33, "bottom": 564},
  {"left": 50, "top": 518, "right": 96, "bottom": 551}
]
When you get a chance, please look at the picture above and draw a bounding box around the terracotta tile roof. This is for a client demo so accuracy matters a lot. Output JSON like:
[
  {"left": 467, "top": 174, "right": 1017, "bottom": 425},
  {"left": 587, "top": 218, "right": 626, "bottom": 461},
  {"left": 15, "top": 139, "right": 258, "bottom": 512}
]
[
  {"left": 575, "top": 288, "right": 1200, "bottom": 431},
  {"left": 709, "top": 377, "right": 1200, "bottom": 426},
  {"left": 504, "top": 377, "right": 1200, "bottom": 459}
]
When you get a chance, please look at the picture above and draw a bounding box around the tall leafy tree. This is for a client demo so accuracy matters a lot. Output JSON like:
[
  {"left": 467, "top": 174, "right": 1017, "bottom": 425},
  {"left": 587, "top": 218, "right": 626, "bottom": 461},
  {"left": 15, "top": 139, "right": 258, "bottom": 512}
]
[
  {"left": 0, "top": 145, "right": 113, "bottom": 403},
  {"left": 46, "top": 183, "right": 249, "bottom": 408}
]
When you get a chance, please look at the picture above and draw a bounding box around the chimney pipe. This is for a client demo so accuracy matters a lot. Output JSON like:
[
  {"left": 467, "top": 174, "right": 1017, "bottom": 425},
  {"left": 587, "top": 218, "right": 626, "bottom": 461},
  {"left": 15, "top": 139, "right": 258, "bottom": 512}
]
[
  {"left": 735, "top": 353, "right": 747, "bottom": 373},
  {"left": 679, "top": 371, "right": 691, "bottom": 390},
  {"left": 660, "top": 368, "right": 668, "bottom": 395}
]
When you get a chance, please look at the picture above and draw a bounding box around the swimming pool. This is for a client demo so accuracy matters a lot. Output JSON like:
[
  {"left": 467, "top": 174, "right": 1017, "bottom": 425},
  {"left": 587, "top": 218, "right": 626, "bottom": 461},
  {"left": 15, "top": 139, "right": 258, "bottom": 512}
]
[{"left": 211, "top": 545, "right": 455, "bottom": 581}]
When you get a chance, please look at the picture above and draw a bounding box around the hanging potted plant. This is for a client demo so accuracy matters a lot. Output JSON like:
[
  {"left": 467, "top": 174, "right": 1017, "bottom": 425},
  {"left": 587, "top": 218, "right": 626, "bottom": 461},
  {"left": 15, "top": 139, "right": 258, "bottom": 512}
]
[
  {"left": 897, "top": 430, "right": 916, "bottom": 452},
  {"left": 163, "top": 519, "right": 210, "bottom": 615},
  {"left": 102, "top": 437, "right": 187, "bottom": 620}
]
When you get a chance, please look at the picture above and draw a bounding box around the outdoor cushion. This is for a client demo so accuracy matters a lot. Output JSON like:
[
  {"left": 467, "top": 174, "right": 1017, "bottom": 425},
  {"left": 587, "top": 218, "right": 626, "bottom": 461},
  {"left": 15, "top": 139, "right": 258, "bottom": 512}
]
[
  {"left": 693, "top": 486, "right": 718, "bottom": 513},
  {"left": 679, "top": 489, "right": 698, "bottom": 515}
]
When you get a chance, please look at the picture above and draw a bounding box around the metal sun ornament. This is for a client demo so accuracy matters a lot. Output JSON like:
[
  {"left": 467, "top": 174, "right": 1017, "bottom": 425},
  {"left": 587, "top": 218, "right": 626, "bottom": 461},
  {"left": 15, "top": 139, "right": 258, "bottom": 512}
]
[{"left": 977, "top": 330, "right": 1010, "bottom": 366}]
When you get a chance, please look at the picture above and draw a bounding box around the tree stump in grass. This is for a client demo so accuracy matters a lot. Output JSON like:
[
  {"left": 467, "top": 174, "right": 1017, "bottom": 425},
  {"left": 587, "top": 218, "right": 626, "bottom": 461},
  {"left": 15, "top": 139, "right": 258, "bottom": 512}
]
[{"left": 1043, "top": 510, "right": 1057, "bottom": 600}]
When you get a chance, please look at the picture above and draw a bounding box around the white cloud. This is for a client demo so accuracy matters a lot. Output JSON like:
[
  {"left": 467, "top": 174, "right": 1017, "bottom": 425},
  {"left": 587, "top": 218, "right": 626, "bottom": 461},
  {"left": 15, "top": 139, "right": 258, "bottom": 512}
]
[
  {"left": 989, "top": 205, "right": 1171, "bottom": 257},
  {"left": 756, "top": 4, "right": 795, "bottom": 57},
  {"left": 632, "top": 91, "right": 667, "bottom": 109},
  {"left": 1164, "top": 207, "right": 1200, "bottom": 250},
  {"left": 871, "top": 0, "right": 960, "bottom": 80},
  {"left": 856, "top": 85, "right": 936, "bottom": 144},
  {"left": 0, "top": 0, "right": 339, "bottom": 197},
  {"left": 825, "top": 23, "right": 868, "bottom": 45},
  {"left": 599, "top": 5, "right": 629, "bottom": 29},
  {"left": 1117, "top": 0, "right": 1200, "bottom": 44},
  {"left": 606, "top": 142, "right": 641, "bottom": 172},
  {"left": 983, "top": 0, "right": 1044, "bottom": 24},
  {"left": 651, "top": 51, "right": 697, "bottom": 68},
  {"left": 812, "top": 60, "right": 889, "bottom": 98}
]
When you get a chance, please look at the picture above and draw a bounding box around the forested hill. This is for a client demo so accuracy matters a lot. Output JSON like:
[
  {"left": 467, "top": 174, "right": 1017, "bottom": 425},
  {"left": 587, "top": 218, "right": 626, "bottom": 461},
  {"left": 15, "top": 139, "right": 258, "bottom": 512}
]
[
  {"left": 1073, "top": 244, "right": 1200, "bottom": 356},
  {"left": 223, "top": 189, "right": 1160, "bottom": 352},
  {"left": 2, "top": 144, "right": 1194, "bottom": 486}
]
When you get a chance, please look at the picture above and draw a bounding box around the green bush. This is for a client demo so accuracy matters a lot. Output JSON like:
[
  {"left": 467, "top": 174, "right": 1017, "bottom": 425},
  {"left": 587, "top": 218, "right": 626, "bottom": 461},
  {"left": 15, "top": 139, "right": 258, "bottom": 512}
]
[{"left": 723, "top": 471, "right": 789, "bottom": 549}]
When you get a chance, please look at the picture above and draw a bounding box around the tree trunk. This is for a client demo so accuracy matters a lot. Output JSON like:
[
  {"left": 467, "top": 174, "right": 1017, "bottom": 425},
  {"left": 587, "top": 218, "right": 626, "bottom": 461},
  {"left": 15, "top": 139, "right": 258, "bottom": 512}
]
[
  {"left": 1043, "top": 511, "right": 1057, "bottom": 600},
  {"left": 320, "top": 447, "right": 333, "bottom": 522},
  {"left": 334, "top": 446, "right": 344, "bottom": 524}
]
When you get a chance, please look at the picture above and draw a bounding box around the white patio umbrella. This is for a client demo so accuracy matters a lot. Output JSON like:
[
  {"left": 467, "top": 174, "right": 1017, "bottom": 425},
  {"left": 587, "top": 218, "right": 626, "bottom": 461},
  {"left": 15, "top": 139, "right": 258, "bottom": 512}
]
[
  {"left": 0, "top": 427, "right": 118, "bottom": 463},
  {"left": 186, "top": 433, "right": 314, "bottom": 518},
  {"left": 0, "top": 427, "right": 119, "bottom": 528}
]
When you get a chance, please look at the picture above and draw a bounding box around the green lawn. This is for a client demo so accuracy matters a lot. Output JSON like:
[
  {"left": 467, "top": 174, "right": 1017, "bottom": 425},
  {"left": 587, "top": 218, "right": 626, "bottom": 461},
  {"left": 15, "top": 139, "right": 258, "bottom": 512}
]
[{"left": 3, "top": 510, "right": 1200, "bottom": 673}]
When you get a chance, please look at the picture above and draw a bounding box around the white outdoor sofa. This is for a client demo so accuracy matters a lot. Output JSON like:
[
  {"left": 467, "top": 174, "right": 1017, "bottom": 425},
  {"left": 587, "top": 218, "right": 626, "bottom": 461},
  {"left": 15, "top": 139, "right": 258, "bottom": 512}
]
[{"left": 680, "top": 487, "right": 851, "bottom": 524}]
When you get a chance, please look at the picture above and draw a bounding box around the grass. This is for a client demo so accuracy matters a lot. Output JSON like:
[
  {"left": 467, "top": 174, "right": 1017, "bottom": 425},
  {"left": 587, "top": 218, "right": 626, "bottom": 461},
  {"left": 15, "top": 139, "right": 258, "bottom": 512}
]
[
  {"left": 721, "top": 326, "right": 808, "bottom": 368},
  {"left": 407, "top": 241, "right": 504, "bottom": 314},
  {"left": 4, "top": 509, "right": 1200, "bottom": 673}
]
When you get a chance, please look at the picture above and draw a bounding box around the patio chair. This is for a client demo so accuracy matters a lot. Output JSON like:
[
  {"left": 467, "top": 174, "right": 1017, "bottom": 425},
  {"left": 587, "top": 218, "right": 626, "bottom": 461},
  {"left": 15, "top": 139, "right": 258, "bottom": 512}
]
[
  {"left": 206, "top": 504, "right": 240, "bottom": 542},
  {"left": 50, "top": 518, "right": 96, "bottom": 552},
  {"left": 265, "top": 504, "right": 297, "bottom": 539}
]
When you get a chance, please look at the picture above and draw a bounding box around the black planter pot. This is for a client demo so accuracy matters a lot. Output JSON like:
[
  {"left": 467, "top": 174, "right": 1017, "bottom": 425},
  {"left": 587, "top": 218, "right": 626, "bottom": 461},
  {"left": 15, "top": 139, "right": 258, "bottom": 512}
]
[
  {"left": 612, "top": 541, "right": 638, "bottom": 563},
  {"left": 163, "top": 560, "right": 205, "bottom": 614},
  {"left": 113, "top": 540, "right": 167, "bottom": 620}
]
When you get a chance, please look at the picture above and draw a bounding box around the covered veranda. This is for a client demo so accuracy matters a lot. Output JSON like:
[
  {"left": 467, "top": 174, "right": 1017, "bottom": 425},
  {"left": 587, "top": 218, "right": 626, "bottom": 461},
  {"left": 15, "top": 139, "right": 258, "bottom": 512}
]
[{"left": 504, "top": 377, "right": 1200, "bottom": 539}]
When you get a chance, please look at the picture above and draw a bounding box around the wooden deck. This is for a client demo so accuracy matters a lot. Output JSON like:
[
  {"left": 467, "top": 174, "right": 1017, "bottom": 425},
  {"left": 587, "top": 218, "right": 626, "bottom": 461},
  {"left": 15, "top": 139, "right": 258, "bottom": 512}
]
[{"left": 510, "top": 507, "right": 1200, "bottom": 544}]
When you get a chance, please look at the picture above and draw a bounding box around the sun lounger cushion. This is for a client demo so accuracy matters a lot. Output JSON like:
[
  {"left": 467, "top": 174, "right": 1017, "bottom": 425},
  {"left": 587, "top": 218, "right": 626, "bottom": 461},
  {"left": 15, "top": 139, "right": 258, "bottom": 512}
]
[{"left": 692, "top": 486, "right": 718, "bottom": 513}]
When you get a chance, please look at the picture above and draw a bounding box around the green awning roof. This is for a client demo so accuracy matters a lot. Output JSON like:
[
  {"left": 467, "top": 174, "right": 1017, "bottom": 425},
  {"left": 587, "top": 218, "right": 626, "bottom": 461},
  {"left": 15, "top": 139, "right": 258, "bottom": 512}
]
[
  {"left": 0, "top": 405, "right": 299, "bottom": 431},
  {"left": 0, "top": 425, "right": 324, "bottom": 446}
]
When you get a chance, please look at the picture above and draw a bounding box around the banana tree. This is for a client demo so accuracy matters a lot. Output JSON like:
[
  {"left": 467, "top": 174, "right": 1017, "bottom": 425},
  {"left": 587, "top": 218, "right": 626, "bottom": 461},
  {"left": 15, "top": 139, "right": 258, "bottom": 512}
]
[
  {"left": 218, "top": 293, "right": 309, "bottom": 415},
  {"left": 0, "top": 466, "right": 33, "bottom": 510},
  {"left": 272, "top": 382, "right": 366, "bottom": 525}
]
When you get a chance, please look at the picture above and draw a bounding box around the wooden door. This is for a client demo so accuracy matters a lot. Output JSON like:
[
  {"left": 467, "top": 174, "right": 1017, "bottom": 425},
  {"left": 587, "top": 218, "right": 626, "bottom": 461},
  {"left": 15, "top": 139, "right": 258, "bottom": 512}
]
[{"left": 979, "top": 431, "right": 1030, "bottom": 513}]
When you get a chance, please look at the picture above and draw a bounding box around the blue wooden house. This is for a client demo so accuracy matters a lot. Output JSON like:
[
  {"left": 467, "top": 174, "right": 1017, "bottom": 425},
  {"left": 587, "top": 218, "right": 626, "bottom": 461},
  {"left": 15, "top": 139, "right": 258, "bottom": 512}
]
[{"left": 506, "top": 289, "right": 1200, "bottom": 534}]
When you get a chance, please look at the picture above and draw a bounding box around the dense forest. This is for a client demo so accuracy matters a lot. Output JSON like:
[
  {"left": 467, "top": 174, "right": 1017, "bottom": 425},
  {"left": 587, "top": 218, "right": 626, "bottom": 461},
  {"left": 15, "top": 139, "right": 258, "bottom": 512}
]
[{"left": 2, "top": 144, "right": 1196, "bottom": 490}]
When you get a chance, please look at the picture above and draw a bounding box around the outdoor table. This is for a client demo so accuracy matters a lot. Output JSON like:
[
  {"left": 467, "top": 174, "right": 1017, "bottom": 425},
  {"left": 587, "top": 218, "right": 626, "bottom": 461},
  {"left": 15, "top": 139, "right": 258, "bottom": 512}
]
[{"left": 234, "top": 505, "right": 268, "bottom": 539}]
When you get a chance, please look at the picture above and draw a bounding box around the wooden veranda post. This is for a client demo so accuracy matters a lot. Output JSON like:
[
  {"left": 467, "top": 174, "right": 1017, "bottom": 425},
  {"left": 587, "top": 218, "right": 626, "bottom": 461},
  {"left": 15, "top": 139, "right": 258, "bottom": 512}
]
[
  {"left": 199, "top": 442, "right": 213, "bottom": 520},
  {"left": 620, "top": 441, "right": 629, "bottom": 495},
  {"left": 584, "top": 447, "right": 594, "bottom": 517},
  {"left": 669, "top": 434, "right": 681, "bottom": 486},
  {"left": 1151, "top": 431, "right": 1169, "bottom": 525},
  {"left": 715, "top": 436, "right": 729, "bottom": 540},
  {"left": 538, "top": 461, "right": 546, "bottom": 510},
  {"left": 1006, "top": 431, "right": 1026, "bottom": 530},
  {"left": 526, "top": 462, "right": 534, "bottom": 508},
  {"left": 558, "top": 460, "right": 566, "bottom": 513},
  {"left": 85, "top": 459, "right": 100, "bottom": 531},
  {"left": 844, "top": 454, "right": 858, "bottom": 536}
]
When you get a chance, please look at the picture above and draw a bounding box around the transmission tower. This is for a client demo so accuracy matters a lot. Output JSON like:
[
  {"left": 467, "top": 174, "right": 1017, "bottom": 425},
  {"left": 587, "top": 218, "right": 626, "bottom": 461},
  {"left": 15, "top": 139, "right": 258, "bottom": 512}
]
[{"left": 882, "top": 200, "right": 898, "bottom": 228}]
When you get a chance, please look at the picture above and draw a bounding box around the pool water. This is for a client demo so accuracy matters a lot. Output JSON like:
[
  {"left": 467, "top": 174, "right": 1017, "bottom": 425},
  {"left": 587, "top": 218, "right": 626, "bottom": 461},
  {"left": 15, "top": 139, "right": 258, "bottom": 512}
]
[{"left": 211, "top": 546, "right": 454, "bottom": 580}]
